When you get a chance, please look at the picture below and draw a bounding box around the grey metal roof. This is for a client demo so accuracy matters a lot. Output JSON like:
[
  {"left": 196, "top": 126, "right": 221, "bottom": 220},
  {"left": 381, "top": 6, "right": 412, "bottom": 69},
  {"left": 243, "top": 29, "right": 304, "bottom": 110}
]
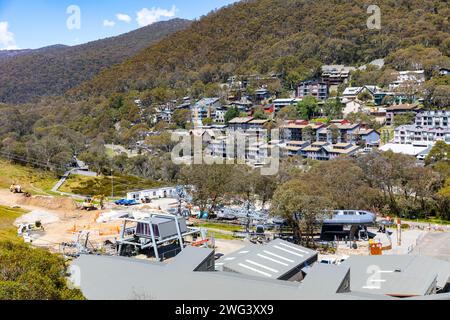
[
  {"left": 301, "top": 264, "right": 350, "bottom": 294},
  {"left": 72, "top": 253, "right": 307, "bottom": 300},
  {"left": 72, "top": 253, "right": 386, "bottom": 300},
  {"left": 167, "top": 246, "right": 214, "bottom": 272},
  {"left": 71, "top": 249, "right": 450, "bottom": 301},
  {"left": 341, "top": 255, "right": 450, "bottom": 297},
  {"left": 216, "top": 239, "right": 317, "bottom": 279}
]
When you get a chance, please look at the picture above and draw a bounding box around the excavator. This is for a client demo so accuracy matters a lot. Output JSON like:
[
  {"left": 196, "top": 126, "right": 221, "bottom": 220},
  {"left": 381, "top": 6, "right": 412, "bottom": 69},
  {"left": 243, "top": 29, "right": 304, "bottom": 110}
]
[{"left": 81, "top": 195, "right": 106, "bottom": 211}]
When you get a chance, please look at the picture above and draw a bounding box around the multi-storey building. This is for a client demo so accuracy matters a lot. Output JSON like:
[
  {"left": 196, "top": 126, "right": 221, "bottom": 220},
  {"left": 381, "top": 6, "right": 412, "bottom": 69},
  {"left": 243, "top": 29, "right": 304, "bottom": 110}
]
[
  {"left": 415, "top": 110, "right": 450, "bottom": 127},
  {"left": 191, "top": 97, "right": 221, "bottom": 127},
  {"left": 394, "top": 111, "right": 450, "bottom": 146},
  {"left": 385, "top": 104, "right": 423, "bottom": 126},
  {"left": 321, "top": 65, "right": 356, "bottom": 86},
  {"left": 316, "top": 121, "right": 361, "bottom": 144},
  {"left": 300, "top": 142, "right": 360, "bottom": 161},
  {"left": 282, "top": 120, "right": 325, "bottom": 142},
  {"left": 297, "top": 80, "right": 328, "bottom": 101}
]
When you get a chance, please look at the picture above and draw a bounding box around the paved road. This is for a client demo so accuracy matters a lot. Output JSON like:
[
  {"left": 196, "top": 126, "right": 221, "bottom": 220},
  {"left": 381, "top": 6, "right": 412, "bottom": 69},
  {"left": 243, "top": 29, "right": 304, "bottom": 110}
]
[{"left": 412, "top": 232, "right": 450, "bottom": 262}]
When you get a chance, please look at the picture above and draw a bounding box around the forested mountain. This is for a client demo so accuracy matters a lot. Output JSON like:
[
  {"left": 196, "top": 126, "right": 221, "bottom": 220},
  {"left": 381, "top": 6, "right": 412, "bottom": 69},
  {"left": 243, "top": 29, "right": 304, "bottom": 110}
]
[
  {"left": 0, "top": 49, "right": 32, "bottom": 60},
  {"left": 72, "top": 0, "right": 450, "bottom": 99},
  {"left": 0, "top": 18, "right": 191, "bottom": 104}
]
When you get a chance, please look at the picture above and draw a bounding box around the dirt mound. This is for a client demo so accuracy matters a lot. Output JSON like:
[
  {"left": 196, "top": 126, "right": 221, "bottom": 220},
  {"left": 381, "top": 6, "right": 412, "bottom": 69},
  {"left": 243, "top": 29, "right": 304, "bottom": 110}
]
[{"left": 17, "top": 195, "right": 78, "bottom": 211}]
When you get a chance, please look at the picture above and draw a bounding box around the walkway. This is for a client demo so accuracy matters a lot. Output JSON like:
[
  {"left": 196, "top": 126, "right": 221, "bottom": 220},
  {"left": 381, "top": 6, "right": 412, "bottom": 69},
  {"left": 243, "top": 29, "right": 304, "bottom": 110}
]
[{"left": 412, "top": 232, "right": 450, "bottom": 262}]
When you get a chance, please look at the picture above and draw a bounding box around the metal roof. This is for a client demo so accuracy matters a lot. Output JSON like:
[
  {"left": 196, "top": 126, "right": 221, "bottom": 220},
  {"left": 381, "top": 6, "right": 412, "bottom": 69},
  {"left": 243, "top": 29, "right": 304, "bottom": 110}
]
[
  {"left": 379, "top": 143, "right": 429, "bottom": 156},
  {"left": 228, "top": 117, "right": 254, "bottom": 124},
  {"left": 301, "top": 264, "right": 350, "bottom": 294},
  {"left": 72, "top": 253, "right": 389, "bottom": 300},
  {"left": 341, "top": 255, "right": 450, "bottom": 297},
  {"left": 71, "top": 249, "right": 450, "bottom": 301},
  {"left": 167, "top": 246, "right": 214, "bottom": 272},
  {"left": 216, "top": 239, "right": 317, "bottom": 279}
]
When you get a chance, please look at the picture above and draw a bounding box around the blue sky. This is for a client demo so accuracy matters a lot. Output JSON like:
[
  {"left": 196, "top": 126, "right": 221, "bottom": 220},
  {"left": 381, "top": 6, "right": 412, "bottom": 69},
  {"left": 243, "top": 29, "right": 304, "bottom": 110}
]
[{"left": 0, "top": 0, "right": 238, "bottom": 50}]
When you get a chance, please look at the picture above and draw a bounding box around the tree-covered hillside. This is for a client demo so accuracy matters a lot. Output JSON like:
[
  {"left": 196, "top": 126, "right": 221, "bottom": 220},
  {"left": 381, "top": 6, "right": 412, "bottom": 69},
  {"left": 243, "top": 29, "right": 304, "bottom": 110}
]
[
  {"left": 72, "top": 0, "right": 450, "bottom": 98},
  {"left": 0, "top": 19, "right": 191, "bottom": 104}
]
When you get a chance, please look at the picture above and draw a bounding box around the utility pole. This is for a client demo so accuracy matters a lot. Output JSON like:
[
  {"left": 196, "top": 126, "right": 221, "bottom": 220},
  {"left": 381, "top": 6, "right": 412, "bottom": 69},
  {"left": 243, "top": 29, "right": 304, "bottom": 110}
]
[
  {"left": 246, "top": 199, "right": 250, "bottom": 234},
  {"left": 111, "top": 143, "right": 114, "bottom": 199},
  {"left": 111, "top": 168, "right": 114, "bottom": 199}
]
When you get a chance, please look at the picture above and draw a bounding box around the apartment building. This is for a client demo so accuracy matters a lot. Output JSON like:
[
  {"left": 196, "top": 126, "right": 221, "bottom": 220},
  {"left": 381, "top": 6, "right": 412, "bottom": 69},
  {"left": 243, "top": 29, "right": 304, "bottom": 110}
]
[
  {"left": 394, "top": 111, "right": 450, "bottom": 146},
  {"left": 297, "top": 80, "right": 328, "bottom": 101}
]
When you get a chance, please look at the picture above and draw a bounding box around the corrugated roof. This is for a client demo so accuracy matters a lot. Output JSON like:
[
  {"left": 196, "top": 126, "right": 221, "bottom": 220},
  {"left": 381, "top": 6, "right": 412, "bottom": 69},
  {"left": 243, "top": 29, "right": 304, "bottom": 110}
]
[
  {"left": 216, "top": 239, "right": 317, "bottom": 279},
  {"left": 229, "top": 117, "right": 254, "bottom": 124}
]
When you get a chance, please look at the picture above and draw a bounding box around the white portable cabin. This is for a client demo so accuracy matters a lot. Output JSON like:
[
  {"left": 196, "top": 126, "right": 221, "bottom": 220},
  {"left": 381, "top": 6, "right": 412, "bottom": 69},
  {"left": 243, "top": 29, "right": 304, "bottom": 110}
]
[{"left": 126, "top": 187, "right": 179, "bottom": 201}]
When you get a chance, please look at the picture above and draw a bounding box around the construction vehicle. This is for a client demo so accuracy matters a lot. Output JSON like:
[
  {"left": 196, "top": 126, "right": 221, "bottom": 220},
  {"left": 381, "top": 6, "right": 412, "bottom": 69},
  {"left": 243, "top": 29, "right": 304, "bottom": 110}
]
[
  {"left": 17, "top": 223, "right": 42, "bottom": 236},
  {"left": 17, "top": 222, "right": 44, "bottom": 243},
  {"left": 81, "top": 195, "right": 106, "bottom": 211},
  {"left": 9, "top": 184, "right": 22, "bottom": 193}
]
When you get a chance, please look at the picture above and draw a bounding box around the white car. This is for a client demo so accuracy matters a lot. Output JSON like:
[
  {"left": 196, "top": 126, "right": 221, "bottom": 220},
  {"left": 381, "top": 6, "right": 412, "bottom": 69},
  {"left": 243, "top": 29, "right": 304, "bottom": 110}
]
[{"left": 417, "top": 154, "right": 427, "bottom": 161}]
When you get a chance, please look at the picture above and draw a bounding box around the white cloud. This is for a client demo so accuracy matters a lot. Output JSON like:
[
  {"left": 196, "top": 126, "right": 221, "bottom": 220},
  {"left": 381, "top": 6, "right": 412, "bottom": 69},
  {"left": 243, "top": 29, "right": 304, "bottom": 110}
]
[
  {"left": 0, "top": 21, "right": 18, "bottom": 50},
  {"left": 103, "top": 19, "right": 116, "bottom": 28},
  {"left": 136, "top": 5, "right": 177, "bottom": 27},
  {"left": 116, "top": 13, "right": 132, "bottom": 23}
]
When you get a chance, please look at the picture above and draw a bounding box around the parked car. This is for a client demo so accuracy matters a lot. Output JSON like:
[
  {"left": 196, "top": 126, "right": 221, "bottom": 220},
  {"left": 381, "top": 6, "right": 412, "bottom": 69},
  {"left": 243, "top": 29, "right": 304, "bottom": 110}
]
[
  {"left": 115, "top": 199, "right": 138, "bottom": 206},
  {"left": 214, "top": 253, "right": 224, "bottom": 260},
  {"left": 417, "top": 154, "right": 426, "bottom": 161}
]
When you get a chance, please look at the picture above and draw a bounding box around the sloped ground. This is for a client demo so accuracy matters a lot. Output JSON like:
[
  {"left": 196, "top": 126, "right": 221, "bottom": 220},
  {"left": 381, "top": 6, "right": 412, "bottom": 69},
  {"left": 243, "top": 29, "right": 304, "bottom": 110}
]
[
  {"left": 0, "top": 205, "right": 28, "bottom": 241},
  {"left": 0, "top": 159, "right": 58, "bottom": 195}
]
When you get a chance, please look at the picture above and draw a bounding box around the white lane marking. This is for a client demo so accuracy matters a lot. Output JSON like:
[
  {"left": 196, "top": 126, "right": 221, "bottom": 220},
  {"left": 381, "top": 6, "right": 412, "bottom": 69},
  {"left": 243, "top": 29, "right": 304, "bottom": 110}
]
[
  {"left": 257, "top": 254, "right": 289, "bottom": 266},
  {"left": 246, "top": 260, "right": 279, "bottom": 273},
  {"left": 273, "top": 245, "right": 304, "bottom": 257},
  {"left": 278, "top": 242, "right": 309, "bottom": 254},
  {"left": 263, "top": 250, "right": 294, "bottom": 263},
  {"left": 238, "top": 263, "right": 272, "bottom": 277}
]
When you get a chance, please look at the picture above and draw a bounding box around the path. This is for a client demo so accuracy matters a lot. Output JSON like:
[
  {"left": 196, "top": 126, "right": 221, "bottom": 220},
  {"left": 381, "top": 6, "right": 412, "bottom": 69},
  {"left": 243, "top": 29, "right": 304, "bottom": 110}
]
[
  {"left": 412, "top": 232, "right": 450, "bottom": 262},
  {"left": 51, "top": 169, "right": 73, "bottom": 192}
]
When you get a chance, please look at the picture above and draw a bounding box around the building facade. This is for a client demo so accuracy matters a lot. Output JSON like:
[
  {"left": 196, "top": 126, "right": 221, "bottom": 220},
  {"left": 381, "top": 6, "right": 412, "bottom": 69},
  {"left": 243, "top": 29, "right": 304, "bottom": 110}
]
[
  {"left": 394, "top": 111, "right": 450, "bottom": 146},
  {"left": 297, "top": 80, "right": 329, "bottom": 101}
]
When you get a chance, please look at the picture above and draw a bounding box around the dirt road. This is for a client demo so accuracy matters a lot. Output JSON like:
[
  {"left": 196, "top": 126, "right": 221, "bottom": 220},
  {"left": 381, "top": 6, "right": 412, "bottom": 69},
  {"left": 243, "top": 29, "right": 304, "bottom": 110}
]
[{"left": 0, "top": 189, "right": 120, "bottom": 252}]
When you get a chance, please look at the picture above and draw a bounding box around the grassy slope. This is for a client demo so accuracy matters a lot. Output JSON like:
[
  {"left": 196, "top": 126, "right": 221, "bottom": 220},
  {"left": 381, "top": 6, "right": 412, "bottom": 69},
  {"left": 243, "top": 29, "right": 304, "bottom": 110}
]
[
  {"left": 402, "top": 218, "right": 450, "bottom": 226},
  {"left": 193, "top": 222, "right": 247, "bottom": 240},
  {"left": 0, "top": 205, "right": 28, "bottom": 242},
  {"left": 0, "top": 159, "right": 58, "bottom": 195},
  {"left": 59, "top": 174, "right": 165, "bottom": 198}
]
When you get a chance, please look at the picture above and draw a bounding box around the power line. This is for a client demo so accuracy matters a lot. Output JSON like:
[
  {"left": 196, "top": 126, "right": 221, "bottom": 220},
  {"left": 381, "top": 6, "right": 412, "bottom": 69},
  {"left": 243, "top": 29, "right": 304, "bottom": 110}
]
[{"left": 0, "top": 151, "right": 67, "bottom": 171}]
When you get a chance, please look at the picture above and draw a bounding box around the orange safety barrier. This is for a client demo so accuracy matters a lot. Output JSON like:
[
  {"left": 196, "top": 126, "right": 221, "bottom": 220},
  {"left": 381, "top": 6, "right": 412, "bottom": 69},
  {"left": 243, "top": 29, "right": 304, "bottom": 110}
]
[
  {"left": 192, "top": 239, "right": 209, "bottom": 247},
  {"left": 67, "top": 224, "right": 120, "bottom": 236}
]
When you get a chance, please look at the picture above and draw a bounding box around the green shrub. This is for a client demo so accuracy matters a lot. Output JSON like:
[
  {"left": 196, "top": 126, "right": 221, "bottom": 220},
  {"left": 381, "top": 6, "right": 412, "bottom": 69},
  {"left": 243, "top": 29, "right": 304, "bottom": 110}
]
[{"left": 0, "top": 241, "right": 84, "bottom": 300}]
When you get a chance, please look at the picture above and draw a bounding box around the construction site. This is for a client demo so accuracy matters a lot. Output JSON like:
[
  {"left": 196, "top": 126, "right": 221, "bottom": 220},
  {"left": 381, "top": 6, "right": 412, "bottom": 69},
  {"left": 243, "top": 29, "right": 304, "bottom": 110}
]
[{"left": 1, "top": 162, "right": 450, "bottom": 301}]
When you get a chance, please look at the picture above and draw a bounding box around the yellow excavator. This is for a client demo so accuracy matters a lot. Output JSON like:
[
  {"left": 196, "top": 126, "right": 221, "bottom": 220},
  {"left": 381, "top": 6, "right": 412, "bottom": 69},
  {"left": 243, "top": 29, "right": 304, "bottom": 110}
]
[{"left": 81, "top": 195, "right": 106, "bottom": 211}]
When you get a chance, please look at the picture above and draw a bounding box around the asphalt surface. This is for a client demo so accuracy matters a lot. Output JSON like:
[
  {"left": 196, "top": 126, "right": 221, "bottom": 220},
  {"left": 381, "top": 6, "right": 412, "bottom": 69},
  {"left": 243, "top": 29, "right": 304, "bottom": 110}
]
[{"left": 412, "top": 232, "right": 450, "bottom": 262}]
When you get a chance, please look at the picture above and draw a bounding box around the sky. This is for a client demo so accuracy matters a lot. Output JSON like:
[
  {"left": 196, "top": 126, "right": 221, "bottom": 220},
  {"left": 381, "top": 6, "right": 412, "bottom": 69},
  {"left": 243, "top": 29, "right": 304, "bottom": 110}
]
[{"left": 0, "top": 0, "right": 238, "bottom": 50}]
